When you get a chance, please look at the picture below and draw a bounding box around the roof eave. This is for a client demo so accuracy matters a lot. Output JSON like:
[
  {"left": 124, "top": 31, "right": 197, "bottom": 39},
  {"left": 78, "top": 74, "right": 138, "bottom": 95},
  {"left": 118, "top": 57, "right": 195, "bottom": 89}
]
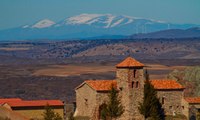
[
  {"left": 155, "top": 88, "right": 185, "bottom": 90},
  {"left": 116, "top": 66, "right": 144, "bottom": 68}
]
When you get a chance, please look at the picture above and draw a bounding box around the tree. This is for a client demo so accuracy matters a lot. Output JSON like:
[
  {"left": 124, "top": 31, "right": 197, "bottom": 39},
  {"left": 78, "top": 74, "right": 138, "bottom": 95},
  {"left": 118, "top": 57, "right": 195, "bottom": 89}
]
[
  {"left": 68, "top": 112, "right": 75, "bottom": 120},
  {"left": 42, "top": 104, "right": 62, "bottom": 120},
  {"left": 104, "top": 84, "right": 124, "bottom": 120},
  {"left": 100, "top": 104, "right": 108, "bottom": 120},
  {"left": 138, "top": 70, "right": 165, "bottom": 120}
]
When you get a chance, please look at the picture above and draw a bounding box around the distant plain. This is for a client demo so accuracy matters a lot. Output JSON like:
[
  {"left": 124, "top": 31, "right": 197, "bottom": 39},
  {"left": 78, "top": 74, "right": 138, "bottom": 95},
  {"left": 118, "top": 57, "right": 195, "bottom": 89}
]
[{"left": 0, "top": 38, "right": 200, "bottom": 102}]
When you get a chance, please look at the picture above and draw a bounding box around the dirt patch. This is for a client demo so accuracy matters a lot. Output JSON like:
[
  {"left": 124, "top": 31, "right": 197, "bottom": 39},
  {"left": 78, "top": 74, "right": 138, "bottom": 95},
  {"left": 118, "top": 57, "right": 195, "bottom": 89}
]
[{"left": 33, "top": 64, "right": 115, "bottom": 77}]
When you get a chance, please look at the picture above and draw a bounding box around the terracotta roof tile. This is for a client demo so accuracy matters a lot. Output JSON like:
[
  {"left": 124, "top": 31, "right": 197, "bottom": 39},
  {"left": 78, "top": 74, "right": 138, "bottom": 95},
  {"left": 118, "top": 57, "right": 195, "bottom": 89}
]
[
  {"left": 0, "top": 98, "right": 22, "bottom": 104},
  {"left": 0, "top": 99, "right": 63, "bottom": 107},
  {"left": 85, "top": 80, "right": 117, "bottom": 91},
  {"left": 150, "top": 79, "right": 185, "bottom": 90},
  {"left": 185, "top": 97, "right": 200, "bottom": 104},
  {"left": 77, "top": 79, "right": 185, "bottom": 91},
  {"left": 116, "top": 57, "right": 144, "bottom": 68}
]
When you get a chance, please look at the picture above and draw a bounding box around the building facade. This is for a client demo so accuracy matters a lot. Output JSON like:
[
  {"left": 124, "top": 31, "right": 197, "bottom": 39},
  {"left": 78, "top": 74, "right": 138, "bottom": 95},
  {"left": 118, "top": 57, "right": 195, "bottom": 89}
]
[
  {"left": 75, "top": 57, "right": 200, "bottom": 120},
  {"left": 0, "top": 98, "right": 64, "bottom": 120}
]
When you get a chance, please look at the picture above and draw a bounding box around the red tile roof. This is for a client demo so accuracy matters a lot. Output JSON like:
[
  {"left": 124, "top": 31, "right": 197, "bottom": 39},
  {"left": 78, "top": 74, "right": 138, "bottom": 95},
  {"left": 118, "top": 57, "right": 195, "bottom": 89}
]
[
  {"left": 77, "top": 79, "right": 185, "bottom": 91},
  {"left": 0, "top": 98, "right": 22, "bottom": 104},
  {"left": 0, "top": 98, "right": 63, "bottom": 107},
  {"left": 185, "top": 97, "right": 200, "bottom": 104},
  {"left": 7, "top": 100, "right": 63, "bottom": 107},
  {"left": 150, "top": 79, "right": 185, "bottom": 90},
  {"left": 85, "top": 80, "right": 117, "bottom": 91},
  {"left": 116, "top": 57, "right": 144, "bottom": 68}
]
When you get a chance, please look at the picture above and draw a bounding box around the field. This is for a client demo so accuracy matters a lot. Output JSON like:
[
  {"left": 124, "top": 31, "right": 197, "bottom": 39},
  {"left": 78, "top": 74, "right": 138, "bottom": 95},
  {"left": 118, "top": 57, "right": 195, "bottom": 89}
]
[
  {"left": 0, "top": 39, "right": 200, "bottom": 102},
  {"left": 32, "top": 63, "right": 186, "bottom": 79}
]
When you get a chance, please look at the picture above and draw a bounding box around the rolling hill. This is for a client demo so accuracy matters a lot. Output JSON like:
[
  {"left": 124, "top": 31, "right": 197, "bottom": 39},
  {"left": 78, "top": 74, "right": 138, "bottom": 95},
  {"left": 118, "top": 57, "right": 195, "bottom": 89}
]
[{"left": 130, "top": 27, "right": 200, "bottom": 39}]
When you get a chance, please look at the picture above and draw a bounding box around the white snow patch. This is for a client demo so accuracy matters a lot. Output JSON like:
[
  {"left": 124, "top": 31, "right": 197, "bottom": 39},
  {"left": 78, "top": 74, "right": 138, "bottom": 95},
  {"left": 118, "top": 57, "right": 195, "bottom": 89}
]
[
  {"left": 125, "top": 19, "right": 134, "bottom": 24},
  {"left": 22, "top": 25, "right": 29, "bottom": 28},
  {"left": 104, "top": 15, "right": 116, "bottom": 28},
  {"left": 86, "top": 18, "right": 100, "bottom": 24},
  {"left": 32, "top": 19, "right": 55, "bottom": 28},
  {"left": 110, "top": 18, "right": 124, "bottom": 27},
  {"left": 66, "top": 13, "right": 102, "bottom": 25}
]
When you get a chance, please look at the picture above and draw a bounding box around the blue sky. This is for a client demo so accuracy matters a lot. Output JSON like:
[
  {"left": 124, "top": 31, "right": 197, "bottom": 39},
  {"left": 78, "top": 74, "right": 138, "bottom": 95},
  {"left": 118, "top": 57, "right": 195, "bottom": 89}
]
[{"left": 0, "top": 0, "right": 200, "bottom": 30}]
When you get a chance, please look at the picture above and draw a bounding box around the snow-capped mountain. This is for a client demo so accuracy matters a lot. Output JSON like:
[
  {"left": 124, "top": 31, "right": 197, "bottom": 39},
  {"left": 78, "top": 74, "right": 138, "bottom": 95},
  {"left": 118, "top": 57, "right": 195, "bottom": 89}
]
[
  {"left": 0, "top": 14, "right": 199, "bottom": 40},
  {"left": 62, "top": 14, "right": 136, "bottom": 28},
  {"left": 57, "top": 14, "right": 167, "bottom": 28},
  {"left": 23, "top": 19, "right": 56, "bottom": 28}
]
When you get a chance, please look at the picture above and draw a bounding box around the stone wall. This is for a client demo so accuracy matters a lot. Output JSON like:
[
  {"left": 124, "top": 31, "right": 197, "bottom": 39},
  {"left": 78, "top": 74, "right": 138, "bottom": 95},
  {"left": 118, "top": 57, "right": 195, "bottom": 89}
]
[
  {"left": 116, "top": 68, "right": 145, "bottom": 120},
  {"left": 182, "top": 98, "right": 189, "bottom": 119},
  {"left": 74, "top": 84, "right": 97, "bottom": 118},
  {"left": 95, "top": 92, "right": 110, "bottom": 119},
  {"left": 157, "top": 90, "right": 184, "bottom": 115}
]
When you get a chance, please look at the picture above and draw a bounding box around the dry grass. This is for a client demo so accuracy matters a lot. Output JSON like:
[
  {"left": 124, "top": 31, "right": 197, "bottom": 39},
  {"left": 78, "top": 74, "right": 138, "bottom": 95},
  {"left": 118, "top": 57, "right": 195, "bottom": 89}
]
[
  {"left": 0, "top": 47, "right": 29, "bottom": 51},
  {"left": 147, "top": 64, "right": 186, "bottom": 79},
  {"left": 146, "top": 64, "right": 185, "bottom": 71}
]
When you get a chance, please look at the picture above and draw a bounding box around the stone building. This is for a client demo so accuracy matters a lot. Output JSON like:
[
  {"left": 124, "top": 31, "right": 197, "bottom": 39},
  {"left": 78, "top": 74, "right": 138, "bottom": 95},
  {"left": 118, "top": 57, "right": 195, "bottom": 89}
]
[{"left": 75, "top": 57, "right": 200, "bottom": 120}]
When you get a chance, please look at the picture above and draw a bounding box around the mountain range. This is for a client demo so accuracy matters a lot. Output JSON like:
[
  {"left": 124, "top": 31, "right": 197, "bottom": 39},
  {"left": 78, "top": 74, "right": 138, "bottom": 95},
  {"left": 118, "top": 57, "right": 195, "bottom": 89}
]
[
  {"left": 130, "top": 27, "right": 200, "bottom": 39},
  {"left": 0, "top": 13, "right": 199, "bottom": 40}
]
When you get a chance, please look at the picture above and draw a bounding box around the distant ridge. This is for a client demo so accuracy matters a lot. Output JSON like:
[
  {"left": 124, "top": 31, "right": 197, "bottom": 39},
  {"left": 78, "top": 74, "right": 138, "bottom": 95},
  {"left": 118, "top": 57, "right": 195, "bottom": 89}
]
[
  {"left": 0, "top": 14, "right": 199, "bottom": 40},
  {"left": 130, "top": 27, "right": 200, "bottom": 39}
]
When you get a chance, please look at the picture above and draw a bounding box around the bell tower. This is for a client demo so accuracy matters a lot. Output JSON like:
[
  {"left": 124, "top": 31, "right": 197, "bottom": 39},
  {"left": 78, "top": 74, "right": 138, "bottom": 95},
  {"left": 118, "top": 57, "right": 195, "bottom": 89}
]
[{"left": 116, "top": 57, "right": 145, "bottom": 120}]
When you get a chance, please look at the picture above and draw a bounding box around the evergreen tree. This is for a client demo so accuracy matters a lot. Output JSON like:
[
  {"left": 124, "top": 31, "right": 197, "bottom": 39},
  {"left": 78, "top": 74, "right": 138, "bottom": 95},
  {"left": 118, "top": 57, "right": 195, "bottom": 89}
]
[
  {"left": 138, "top": 70, "right": 165, "bottom": 120},
  {"left": 106, "top": 84, "right": 124, "bottom": 120},
  {"left": 100, "top": 104, "right": 108, "bottom": 120},
  {"left": 42, "top": 104, "right": 62, "bottom": 120},
  {"left": 68, "top": 112, "right": 75, "bottom": 120}
]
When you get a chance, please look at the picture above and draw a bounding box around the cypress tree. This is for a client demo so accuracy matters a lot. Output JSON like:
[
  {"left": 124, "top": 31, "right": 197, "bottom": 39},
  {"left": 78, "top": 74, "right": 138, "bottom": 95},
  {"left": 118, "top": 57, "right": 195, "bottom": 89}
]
[
  {"left": 105, "top": 84, "right": 124, "bottom": 120},
  {"left": 42, "top": 104, "right": 62, "bottom": 120},
  {"left": 138, "top": 70, "right": 165, "bottom": 120}
]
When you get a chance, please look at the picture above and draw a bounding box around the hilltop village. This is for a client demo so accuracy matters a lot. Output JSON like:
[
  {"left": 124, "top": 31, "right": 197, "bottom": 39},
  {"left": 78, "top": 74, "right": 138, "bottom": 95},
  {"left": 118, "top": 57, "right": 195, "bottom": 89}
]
[{"left": 0, "top": 57, "right": 200, "bottom": 120}]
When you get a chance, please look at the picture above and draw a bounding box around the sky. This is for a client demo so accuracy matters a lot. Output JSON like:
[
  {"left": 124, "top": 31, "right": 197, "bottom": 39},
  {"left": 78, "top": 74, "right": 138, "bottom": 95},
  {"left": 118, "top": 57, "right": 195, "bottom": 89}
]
[{"left": 0, "top": 0, "right": 200, "bottom": 30}]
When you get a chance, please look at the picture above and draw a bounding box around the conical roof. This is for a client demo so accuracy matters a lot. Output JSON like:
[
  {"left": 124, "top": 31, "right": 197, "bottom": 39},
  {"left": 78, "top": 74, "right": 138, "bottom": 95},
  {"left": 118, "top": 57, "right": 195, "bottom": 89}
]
[{"left": 116, "top": 57, "right": 144, "bottom": 68}]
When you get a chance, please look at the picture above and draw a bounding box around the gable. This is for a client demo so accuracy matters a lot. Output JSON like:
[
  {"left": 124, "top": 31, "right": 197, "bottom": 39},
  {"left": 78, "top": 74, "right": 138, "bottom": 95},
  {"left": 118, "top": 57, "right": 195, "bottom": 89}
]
[{"left": 76, "top": 80, "right": 117, "bottom": 92}]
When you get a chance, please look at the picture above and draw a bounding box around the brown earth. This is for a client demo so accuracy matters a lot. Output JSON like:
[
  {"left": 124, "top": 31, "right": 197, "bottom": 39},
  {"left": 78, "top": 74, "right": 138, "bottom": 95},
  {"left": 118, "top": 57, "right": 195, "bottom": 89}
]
[{"left": 32, "top": 63, "right": 186, "bottom": 79}]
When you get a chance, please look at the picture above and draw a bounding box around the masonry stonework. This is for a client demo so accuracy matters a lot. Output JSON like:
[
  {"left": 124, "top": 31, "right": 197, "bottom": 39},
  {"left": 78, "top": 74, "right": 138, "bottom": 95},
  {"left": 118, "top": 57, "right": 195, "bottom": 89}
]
[
  {"left": 75, "top": 84, "right": 97, "bottom": 118},
  {"left": 116, "top": 68, "right": 145, "bottom": 120},
  {"left": 157, "top": 90, "right": 184, "bottom": 115}
]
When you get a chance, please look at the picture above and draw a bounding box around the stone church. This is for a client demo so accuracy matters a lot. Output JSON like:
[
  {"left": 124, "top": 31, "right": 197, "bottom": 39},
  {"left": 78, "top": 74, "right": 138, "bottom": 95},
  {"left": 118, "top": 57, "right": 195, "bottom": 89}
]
[{"left": 74, "top": 57, "right": 200, "bottom": 120}]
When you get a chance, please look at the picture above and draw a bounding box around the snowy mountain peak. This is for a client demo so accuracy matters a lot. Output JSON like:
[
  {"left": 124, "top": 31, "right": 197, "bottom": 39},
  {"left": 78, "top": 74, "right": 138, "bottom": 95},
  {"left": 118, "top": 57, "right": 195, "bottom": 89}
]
[
  {"left": 63, "top": 13, "right": 139, "bottom": 28},
  {"left": 64, "top": 13, "right": 103, "bottom": 25},
  {"left": 31, "top": 19, "right": 55, "bottom": 28}
]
